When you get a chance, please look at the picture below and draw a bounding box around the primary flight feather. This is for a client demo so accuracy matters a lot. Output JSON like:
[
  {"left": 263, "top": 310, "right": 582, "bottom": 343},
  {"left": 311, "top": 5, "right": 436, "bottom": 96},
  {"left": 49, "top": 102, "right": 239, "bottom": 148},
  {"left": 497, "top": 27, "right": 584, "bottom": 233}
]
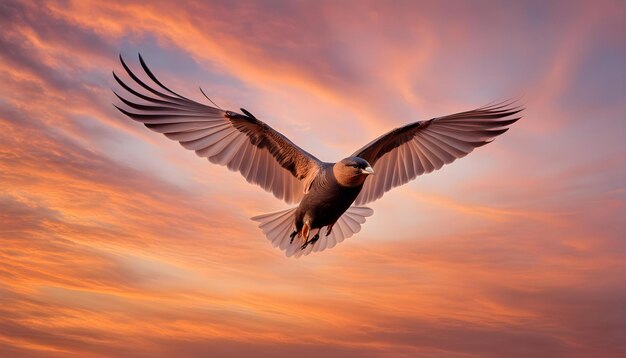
[{"left": 113, "top": 54, "right": 522, "bottom": 258}]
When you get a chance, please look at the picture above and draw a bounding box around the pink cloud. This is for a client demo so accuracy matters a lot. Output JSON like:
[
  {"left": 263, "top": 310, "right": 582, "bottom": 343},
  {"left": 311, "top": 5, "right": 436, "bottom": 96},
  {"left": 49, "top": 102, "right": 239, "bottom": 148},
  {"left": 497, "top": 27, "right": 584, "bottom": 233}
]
[{"left": 1, "top": 0, "right": 625, "bottom": 356}]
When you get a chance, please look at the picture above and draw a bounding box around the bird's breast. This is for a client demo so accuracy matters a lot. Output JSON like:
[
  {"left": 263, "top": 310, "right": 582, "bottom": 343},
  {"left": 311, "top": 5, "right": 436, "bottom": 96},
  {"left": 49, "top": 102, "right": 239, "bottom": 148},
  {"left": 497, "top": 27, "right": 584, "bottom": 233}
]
[{"left": 298, "top": 179, "right": 362, "bottom": 228}]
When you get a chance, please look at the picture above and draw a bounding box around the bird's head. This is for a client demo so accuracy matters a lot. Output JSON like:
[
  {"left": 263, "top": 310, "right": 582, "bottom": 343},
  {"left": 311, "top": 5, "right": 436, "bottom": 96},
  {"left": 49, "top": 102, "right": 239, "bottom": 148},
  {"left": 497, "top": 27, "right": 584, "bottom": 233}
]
[{"left": 333, "top": 157, "right": 374, "bottom": 187}]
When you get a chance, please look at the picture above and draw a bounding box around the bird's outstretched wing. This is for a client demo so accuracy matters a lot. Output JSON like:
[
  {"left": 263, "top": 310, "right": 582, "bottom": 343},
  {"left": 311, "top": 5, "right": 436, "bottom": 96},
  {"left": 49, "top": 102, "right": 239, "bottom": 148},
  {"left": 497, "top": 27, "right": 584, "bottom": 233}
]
[
  {"left": 113, "top": 54, "right": 321, "bottom": 204},
  {"left": 352, "top": 102, "right": 522, "bottom": 205}
]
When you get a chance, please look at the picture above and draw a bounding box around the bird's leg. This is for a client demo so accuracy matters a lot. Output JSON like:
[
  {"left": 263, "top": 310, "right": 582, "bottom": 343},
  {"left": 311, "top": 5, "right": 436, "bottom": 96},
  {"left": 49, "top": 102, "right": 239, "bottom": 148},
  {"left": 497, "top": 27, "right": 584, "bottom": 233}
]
[
  {"left": 289, "top": 230, "right": 298, "bottom": 244},
  {"left": 302, "top": 223, "right": 310, "bottom": 242},
  {"left": 301, "top": 228, "right": 321, "bottom": 250},
  {"left": 310, "top": 229, "right": 321, "bottom": 245},
  {"left": 326, "top": 223, "right": 335, "bottom": 236}
]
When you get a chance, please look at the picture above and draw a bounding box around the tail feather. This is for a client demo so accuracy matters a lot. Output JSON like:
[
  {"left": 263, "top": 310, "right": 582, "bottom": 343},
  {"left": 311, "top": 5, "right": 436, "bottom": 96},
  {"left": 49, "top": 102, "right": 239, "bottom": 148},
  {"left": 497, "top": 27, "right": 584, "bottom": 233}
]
[
  {"left": 251, "top": 206, "right": 374, "bottom": 258},
  {"left": 251, "top": 207, "right": 297, "bottom": 249}
]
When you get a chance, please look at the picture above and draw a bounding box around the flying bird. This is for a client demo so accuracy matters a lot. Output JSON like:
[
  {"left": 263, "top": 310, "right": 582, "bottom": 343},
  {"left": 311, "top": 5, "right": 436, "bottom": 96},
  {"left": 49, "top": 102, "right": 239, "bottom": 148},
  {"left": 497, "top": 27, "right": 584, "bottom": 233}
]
[{"left": 113, "top": 54, "right": 522, "bottom": 258}]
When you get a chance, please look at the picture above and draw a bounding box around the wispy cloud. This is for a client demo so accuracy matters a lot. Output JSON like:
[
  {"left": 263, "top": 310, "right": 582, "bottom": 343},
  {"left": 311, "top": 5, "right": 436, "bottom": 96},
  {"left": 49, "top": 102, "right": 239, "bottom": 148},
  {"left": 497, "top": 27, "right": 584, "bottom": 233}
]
[{"left": 1, "top": 0, "right": 625, "bottom": 356}]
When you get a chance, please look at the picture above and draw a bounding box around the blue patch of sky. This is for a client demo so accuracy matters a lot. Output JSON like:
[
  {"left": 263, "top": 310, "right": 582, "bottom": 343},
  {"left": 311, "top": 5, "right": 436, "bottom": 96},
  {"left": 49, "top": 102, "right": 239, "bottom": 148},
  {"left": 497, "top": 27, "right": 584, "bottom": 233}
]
[
  {"left": 72, "top": 113, "right": 197, "bottom": 191},
  {"left": 563, "top": 34, "right": 626, "bottom": 109},
  {"left": 117, "top": 33, "right": 249, "bottom": 103}
]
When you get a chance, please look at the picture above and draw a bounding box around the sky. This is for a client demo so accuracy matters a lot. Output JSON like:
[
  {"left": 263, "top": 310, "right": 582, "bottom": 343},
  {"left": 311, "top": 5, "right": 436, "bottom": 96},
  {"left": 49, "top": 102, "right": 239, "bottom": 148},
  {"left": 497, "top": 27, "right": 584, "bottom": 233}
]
[{"left": 1, "top": 0, "right": 625, "bottom": 356}]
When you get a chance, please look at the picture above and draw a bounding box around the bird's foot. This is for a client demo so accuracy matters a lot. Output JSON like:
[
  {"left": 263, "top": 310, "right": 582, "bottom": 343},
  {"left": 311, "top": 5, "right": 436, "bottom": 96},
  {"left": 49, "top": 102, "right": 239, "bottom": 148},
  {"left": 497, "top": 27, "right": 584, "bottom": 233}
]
[
  {"left": 301, "top": 233, "right": 320, "bottom": 250},
  {"left": 326, "top": 223, "right": 334, "bottom": 237},
  {"left": 289, "top": 230, "right": 298, "bottom": 244}
]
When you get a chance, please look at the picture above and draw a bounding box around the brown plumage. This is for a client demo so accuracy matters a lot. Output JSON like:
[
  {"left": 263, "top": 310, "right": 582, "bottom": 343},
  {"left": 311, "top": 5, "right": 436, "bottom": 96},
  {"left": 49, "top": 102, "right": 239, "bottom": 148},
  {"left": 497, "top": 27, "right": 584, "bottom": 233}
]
[{"left": 113, "top": 54, "right": 523, "bottom": 258}]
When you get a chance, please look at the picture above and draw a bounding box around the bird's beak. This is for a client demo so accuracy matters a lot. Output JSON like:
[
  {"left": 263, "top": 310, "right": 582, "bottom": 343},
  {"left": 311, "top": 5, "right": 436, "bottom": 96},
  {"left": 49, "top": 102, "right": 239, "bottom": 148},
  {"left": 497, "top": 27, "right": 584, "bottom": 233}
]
[{"left": 361, "top": 166, "right": 375, "bottom": 175}]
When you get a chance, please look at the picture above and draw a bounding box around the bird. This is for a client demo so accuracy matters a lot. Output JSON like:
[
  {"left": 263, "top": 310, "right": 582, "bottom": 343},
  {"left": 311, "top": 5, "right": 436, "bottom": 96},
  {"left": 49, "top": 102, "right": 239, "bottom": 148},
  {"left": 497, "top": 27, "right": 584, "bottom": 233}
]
[{"left": 113, "top": 54, "right": 522, "bottom": 258}]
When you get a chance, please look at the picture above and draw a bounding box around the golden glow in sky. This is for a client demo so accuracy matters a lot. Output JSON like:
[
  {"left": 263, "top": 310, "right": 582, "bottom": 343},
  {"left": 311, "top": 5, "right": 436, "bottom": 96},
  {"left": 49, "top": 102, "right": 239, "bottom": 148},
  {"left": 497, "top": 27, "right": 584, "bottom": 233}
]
[{"left": 1, "top": 0, "right": 625, "bottom": 356}]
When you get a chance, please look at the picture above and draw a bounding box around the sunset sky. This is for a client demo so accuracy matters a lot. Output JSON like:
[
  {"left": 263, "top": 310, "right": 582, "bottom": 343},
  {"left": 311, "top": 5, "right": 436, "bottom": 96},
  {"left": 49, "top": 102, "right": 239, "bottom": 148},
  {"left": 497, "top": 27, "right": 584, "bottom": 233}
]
[{"left": 1, "top": 0, "right": 625, "bottom": 356}]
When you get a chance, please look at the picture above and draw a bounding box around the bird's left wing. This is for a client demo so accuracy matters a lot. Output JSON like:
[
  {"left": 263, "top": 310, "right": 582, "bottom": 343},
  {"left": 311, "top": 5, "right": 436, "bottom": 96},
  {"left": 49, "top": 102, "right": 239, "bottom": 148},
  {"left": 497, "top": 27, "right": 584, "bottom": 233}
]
[
  {"left": 352, "top": 103, "right": 522, "bottom": 205},
  {"left": 113, "top": 54, "right": 321, "bottom": 204}
]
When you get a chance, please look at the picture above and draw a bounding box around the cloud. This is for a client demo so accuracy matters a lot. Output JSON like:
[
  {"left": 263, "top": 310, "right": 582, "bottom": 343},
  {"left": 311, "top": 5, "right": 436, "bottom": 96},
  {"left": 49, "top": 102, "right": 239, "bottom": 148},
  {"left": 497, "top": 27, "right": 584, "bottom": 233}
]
[{"left": 1, "top": 0, "right": 625, "bottom": 357}]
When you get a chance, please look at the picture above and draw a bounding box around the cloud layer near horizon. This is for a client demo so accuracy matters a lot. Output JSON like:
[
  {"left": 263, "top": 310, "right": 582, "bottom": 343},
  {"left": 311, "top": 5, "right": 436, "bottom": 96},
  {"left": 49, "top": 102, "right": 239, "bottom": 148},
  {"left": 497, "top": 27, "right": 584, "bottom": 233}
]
[{"left": 1, "top": 0, "right": 625, "bottom": 356}]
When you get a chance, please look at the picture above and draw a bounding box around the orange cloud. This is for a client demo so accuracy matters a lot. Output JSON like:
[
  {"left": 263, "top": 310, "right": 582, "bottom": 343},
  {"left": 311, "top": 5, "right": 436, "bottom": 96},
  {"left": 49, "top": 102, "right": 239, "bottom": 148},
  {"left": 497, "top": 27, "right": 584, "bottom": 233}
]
[{"left": 1, "top": 0, "right": 625, "bottom": 357}]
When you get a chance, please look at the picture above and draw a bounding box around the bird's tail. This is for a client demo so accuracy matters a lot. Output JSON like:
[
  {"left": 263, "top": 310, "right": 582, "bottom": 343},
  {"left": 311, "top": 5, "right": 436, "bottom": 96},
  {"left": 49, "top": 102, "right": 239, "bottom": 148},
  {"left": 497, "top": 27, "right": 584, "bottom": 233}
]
[{"left": 251, "top": 206, "right": 374, "bottom": 258}]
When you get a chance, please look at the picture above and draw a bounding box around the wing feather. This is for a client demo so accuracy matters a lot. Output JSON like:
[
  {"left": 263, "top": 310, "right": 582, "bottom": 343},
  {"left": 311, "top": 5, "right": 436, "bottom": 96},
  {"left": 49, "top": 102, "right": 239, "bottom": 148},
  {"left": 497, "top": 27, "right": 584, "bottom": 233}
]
[
  {"left": 114, "top": 54, "right": 321, "bottom": 204},
  {"left": 353, "top": 103, "right": 522, "bottom": 205}
]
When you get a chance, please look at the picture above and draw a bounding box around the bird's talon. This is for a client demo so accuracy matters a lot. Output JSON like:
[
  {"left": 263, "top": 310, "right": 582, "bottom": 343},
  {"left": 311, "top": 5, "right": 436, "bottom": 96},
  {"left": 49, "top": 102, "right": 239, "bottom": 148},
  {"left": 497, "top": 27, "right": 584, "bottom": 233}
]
[
  {"left": 301, "top": 233, "right": 319, "bottom": 250},
  {"left": 289, "top": 230, "right": 297, "bottom": 244}
]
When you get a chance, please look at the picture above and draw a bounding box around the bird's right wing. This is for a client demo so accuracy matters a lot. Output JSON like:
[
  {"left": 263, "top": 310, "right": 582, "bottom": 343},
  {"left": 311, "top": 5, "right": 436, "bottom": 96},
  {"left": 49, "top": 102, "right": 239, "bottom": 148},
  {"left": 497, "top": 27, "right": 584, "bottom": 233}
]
[{"left": 114, "top": 54, "right": 321, "bottom": 204}]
